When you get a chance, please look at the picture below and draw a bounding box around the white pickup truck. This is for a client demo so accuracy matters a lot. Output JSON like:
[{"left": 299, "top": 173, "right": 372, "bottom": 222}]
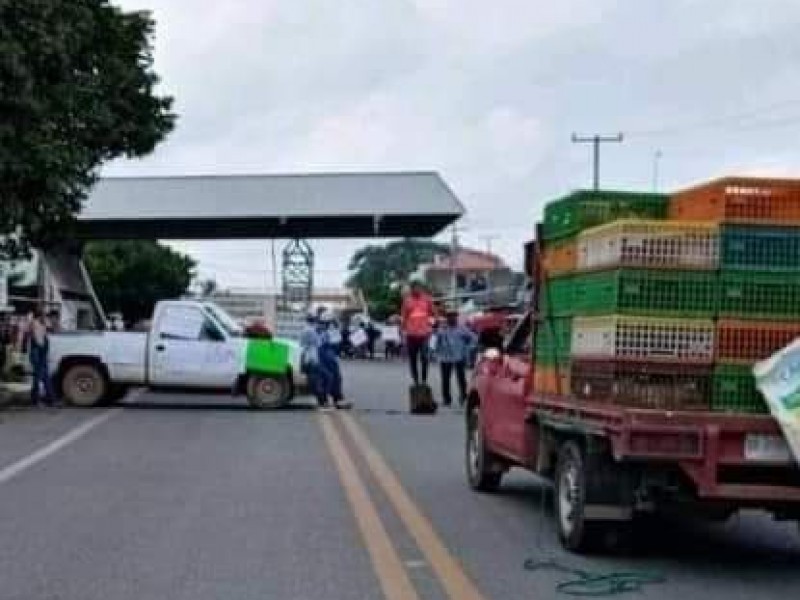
[{"left": 49, "top": 300, "right": 304, "bottom": 409}]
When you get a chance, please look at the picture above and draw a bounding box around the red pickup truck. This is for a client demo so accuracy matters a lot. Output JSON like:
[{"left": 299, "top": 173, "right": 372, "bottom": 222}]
[{"left": 466, "top": 305, "right": 800, "bottom": 553}]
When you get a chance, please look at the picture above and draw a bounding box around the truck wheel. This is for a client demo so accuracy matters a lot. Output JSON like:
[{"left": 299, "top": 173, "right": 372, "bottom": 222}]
[
  {"left": 61, "top": 363, "right": 108, "bottom": 407},
  {"left": 246, "top": 375, "right": 289, "bottom": 409},
  {"left": 466, "top": 405, "right": 503, "bottom": 492},
  {"left": 555, "top": 440, "right": 629, "bottom": 553}
]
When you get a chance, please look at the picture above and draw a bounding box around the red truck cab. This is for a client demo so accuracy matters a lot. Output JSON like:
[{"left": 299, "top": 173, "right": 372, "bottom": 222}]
[{"left": 466, "top": 313, "right": 800, "bottom": 553}]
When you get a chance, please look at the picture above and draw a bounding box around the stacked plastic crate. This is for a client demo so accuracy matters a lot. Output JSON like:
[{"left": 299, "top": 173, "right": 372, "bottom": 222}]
[
  {"left": 671, "top": 177, "right": 800, "bottom": 413},
  {"left": 534, "top": 190, "right": 669, "bottom": 397},
  {"left": 569, "top": 217, "right": 719, "bottom": 410}
]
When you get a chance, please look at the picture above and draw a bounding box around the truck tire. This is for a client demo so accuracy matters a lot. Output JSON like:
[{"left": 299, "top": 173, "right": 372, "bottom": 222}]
[
  {"left": 246, "top": 375, "right": 290, "bottom": 409},
  {"left": 466, "top": 404, "right": 503, "bottom": 492},
  {"left": 61, "top": 363, "right": 108, "bottom": 407},
  {"left": 555, "top": 440, "right": 630, "bottom": 553}
]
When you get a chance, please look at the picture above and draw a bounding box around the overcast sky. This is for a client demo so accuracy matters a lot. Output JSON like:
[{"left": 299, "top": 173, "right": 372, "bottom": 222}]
[{"left": 105, "top": 0, "right": 800, "bottom": 289}]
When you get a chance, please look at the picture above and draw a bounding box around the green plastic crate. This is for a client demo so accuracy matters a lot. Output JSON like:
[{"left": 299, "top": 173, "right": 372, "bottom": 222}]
[
  {"left": 719, "top": 271, "right": 800, "bottom": 320},
  {"left": 543, "top": 190, "right": 668, "bottom": 241},
  {"left": 712, "top": 364, "right": 768, "bottom": 414},
  {"left": 534, "top": 318, "right": 572, "bottom": 365},
  {"left": 539, "top": 274, "right": 575, "bottom": 317},
  {"left": 571, "top": 269, "right": 717, "bottom": 317}
]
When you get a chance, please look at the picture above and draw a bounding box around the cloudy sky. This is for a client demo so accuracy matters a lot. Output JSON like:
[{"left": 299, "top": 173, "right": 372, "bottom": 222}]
[{"left": 106, "top": 0, "right": 800, "bottom": 289}]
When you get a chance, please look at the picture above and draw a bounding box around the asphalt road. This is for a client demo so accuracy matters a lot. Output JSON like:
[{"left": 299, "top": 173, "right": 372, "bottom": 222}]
[{"left": 0, "top": 360, "right": 799, "bottom": 600}]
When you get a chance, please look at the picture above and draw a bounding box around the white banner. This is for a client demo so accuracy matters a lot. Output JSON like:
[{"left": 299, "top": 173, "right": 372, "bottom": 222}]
[{"left": 754, "top": 339, "right": 800, "bottom": 466}]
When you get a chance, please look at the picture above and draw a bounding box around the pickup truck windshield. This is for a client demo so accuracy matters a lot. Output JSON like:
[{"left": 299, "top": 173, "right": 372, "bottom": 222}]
[{"left": 203, "top": 302, "right": 243, "bottom": 337}]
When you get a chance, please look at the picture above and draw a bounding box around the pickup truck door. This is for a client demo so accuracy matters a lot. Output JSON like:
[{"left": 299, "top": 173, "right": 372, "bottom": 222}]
[
  {"left": 149, "top": 304, "right": 240, "bottom": 388},
  {"left": 490, "top": 316, "right": 533, "bottom": 459}
]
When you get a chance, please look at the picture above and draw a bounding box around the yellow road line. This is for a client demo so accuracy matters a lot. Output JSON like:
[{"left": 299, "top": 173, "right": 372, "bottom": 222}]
[
  {"left": 318, "top": 414, "right": 421, "bottom": 600},
  {"left": 339, "top": 412, "right": 487, "bottom": 600}
]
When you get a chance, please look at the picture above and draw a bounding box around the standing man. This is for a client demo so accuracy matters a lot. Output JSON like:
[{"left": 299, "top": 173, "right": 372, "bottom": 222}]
[
  {"left": 436, "top": 310, "right": 478, "bottom": 407},
  {"left": 28, "top": 308, "right": 56, "bottom": 407},
  {"left": 401, "top": 278, "right": 435, "bottom": 386},
  {"left": 318, "top": 312, "right": 352, "bottom": 409},
  {"left": 300, "top": 313, "right": 329, "bottom": 409}
]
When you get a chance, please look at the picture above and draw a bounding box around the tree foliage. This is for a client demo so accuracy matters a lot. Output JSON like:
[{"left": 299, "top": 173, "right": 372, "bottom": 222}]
[
  {"left": 347, "top": 239, "right": 448, "bottom": 320},
  {"left": 0, "top": 0, "right": 175, "bottom": 258},
  {"left": 84, "top": 241, "right": 196, "bottom": 324}
]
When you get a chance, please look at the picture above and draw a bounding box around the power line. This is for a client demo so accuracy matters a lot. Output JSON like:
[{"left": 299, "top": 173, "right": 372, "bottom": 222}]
[{"left": 626, "top": 97, "right": 800, "bottom": 138}]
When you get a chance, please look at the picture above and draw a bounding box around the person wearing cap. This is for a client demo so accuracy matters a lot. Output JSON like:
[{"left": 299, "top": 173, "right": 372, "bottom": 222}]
[
  {"left": 401, "top": 278, "right": 435, "bottom": 385},
  {"left": 435, "top": 310, "right": 477, "bottom": 407}
]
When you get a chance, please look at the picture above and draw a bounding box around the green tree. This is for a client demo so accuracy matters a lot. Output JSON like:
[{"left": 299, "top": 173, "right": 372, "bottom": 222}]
[
  {"left": 347, "top": 239, "right": 448, "bottom": 320},
  {"left": 0, "top": 0, "right": 175, "bottom": 259},
  {"left": 84, "top": 241, "right": 196, "bottom": 324}
]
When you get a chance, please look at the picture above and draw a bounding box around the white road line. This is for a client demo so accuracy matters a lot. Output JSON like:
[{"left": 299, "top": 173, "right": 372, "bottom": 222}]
[{"left": 0, "top": 408, "right": 123, "bottom": 486}]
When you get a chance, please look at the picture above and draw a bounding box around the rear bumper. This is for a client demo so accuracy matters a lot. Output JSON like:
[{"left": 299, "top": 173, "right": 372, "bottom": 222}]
[
  {"left": 617, "top": 418, "right": 800, "bottom": 504},
  {"left": 533, "top": 396, "right": 800, "bottom": 506}
]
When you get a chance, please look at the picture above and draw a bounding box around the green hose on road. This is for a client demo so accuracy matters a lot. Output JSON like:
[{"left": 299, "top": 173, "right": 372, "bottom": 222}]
[{"left": 524, "top": 558, "right": 665, "bottom": 597}]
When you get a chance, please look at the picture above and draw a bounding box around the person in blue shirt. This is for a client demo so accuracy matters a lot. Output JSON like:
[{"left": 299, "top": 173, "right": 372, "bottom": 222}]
[
  {"left": 317, "top": 312, "right": 352, "bottom": 410},
  {"left": 435, "top": 310, "right": 478, "bottom": 407}
]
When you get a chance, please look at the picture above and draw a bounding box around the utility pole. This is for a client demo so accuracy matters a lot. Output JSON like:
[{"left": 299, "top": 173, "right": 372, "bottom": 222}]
[
  {"left": 481, "top": 235, "right": 499, "bottom": 305},
  {"left": 571, "top": 132, "right": 624, "bottom": 190},
  {"left": 652, "top": 149, "right": 663, "bottom": 192},
  {"left": 450, "top": 224, "right": 460, "bottom": 310},
  {"left": 481, "top": 235, "right": 499, "bottom": 257}
]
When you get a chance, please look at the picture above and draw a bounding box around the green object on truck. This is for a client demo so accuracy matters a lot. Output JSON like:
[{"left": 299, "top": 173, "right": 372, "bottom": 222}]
[{"left": 245, "top": 339, "right": 291, "bottom": 375}]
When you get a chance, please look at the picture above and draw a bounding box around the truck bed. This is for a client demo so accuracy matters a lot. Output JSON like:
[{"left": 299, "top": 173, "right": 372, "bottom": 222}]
[{"left": 50, "top": 331, "right": 148, "bottom": 385}]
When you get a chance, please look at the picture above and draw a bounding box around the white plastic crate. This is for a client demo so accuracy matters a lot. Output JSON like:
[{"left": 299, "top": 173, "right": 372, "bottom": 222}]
[
  {"left": 571, "top": 316, "right": 715, "bottom": 362},
  {"left": 577, "top": 219, "right": 719, "bottom": 270}
]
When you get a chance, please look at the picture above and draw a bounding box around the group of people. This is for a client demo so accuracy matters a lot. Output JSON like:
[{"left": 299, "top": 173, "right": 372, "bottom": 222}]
[
  {"left": 401, "top": 278, "right": 478, "bottom": 407},
  {"left": 5, "top": 307, "right": 61, "bottom": 408},
  {"left": 299, "top": 310, "right": 352, "bottom": 411},
  {"left": 300, "top": 277, "right": 479, "bottom": 411}
]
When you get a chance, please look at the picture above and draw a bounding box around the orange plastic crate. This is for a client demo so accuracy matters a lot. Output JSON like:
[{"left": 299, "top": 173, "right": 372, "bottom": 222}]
[
  {"left": 670, "top": 177, "right": 800, "bottom": 224},
  {"left": 533, "top": 365, "right": 570, "bottom": 395},
  {"left": 542, "top": 239, "right": 576, "bottom": 275},
  {"left": 716, "top": 319, "right": 800, "bottom": 364}
]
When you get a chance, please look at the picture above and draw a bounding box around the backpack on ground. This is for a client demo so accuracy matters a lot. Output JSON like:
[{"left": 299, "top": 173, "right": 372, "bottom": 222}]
[{"left": 409, "top": 384, "right": 437, "bottom": 415}]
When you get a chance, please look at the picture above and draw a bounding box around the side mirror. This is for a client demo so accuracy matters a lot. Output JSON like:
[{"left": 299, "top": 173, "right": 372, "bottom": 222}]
[{"left": 483, "top": 347, "right": 502, "bottom": 362}]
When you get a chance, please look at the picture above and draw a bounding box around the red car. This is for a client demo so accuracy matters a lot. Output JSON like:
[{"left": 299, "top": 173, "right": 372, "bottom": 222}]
[{"left": 465, "top": 311, "right": 800, "bottom": 553}]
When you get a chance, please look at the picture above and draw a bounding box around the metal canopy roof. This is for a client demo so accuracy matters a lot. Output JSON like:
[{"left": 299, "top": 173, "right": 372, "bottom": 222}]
[{"left": 77, "top": 172, "right": 464, "bottom": 240}]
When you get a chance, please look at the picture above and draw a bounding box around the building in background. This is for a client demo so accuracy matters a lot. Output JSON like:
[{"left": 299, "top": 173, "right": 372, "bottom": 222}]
[
  {"left": 413, "top": 247, "right": 520, "bottom": 307},
  {"left": 0, "top": 247, "right": 105, "bottom": 330},
  {"left": 208, "top": 287, "right": 358, "bottom": 340}
]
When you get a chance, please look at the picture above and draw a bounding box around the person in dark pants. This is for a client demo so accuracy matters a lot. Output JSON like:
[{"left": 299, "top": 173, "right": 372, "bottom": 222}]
[
  {"left": 300, "top": 313, "right": 329, "bottom": 408},
  {"left": 401, "top": 279, "right": 435, "bottom": 385},
  {"left": 365, "top": 321, "right": 380, "bottom": 360},
  {"left": 28, "top": 308, "right": 56, "bottom": 407},
  {"left": 318, "top": 312, "right": 352, "bottom": 409},
  {"left": 435, "top": 310, "right": 477, "bottom": 407}
]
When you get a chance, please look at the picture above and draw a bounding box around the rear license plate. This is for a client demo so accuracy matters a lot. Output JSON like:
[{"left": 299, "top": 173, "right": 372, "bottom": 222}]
[{"left": 744, "top": 434, "right": 792, "bottom": 462}]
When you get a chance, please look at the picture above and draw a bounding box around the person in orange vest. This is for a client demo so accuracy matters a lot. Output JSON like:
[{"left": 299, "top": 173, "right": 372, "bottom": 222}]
[{"left": 401, "top": 278, "right": 435, "bottom": 385}]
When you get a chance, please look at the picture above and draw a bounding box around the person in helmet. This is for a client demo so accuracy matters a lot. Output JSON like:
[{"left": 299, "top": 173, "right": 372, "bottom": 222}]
[
  {"left": 401, "top": 277, "right": 435, "bottom": 386},
  {"left": 317, "top": 310, "right": 352, "bottom": 409}
]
